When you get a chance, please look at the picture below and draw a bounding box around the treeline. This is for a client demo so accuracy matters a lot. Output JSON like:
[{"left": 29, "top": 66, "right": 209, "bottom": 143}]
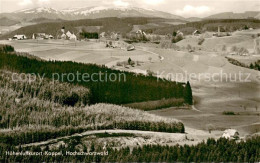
[
  {"left": 0, "top": 136, "right": 259, "bottom": 162},
  {"left": 250, "top": 60, "right": 260, "bottom": 71},
  {"left": 0, "top": 120, "right": 184, "bottom": 146},
  {"left": 226, "top": 57, "right": 260, "bottom": 71},
  {"left": 0, "top": 46, "right": 192, "bottom": 105},
  {"left": 0, "top": 44, "right": 14, "bottom": 53},
  {"left": 80, "top": 32, "right": 99, "bottom": 39},
  {"left": 151, "top": 19, "right": 260, "bottom": 35}
]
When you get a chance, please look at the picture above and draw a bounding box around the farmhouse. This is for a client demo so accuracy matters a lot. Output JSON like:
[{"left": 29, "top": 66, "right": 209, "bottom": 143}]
[
  {"left": 222, "top": 129, "right": 239, "bottom": 139},
  {"left": 193, "top": 30, "right": 201, "bottom": 36},
  {"left": 100, "top": 32, "right": 106, "bottom": 38},
  {"left": 12, "top": 35, "right": 27, "bottom": 40},
  {"left": 69, "top": 34, "right": 77, "bottom": 41},
  {"left": 60, "top": 33, "right": 67, "bottom": 40},
  {"left": 32, "top": 33, "right": 54, "bottom": 40},
  {"left": 110, "top": 32, "right": 120, "bottom": 40},
  {"left": 127, "top": 44, "right": 135, "bottom": 51},
  {"left": 66, "top": 31, "right": 72, "bottom": 38},
  {"left": 176, "top": 30, "right": 184, "bottom": 37},
  {"left": 136, "top": 30, "right": 147, "bottom": 36}
]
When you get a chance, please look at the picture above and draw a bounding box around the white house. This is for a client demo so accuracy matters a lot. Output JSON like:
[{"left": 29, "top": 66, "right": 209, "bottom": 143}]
[
  {"left": 193, "top": 30, "right": 201, "bottom": 36},
  {"left": 222, "top": 129, "right": 239, "bottom": 139},
  {"left": 100, "top": 32, "right": 106, "bottom": 38},
  {"left": 66, "top": 31, "right": 72, "bottom": 38},
  {"left": 127, "top": 44, "right": 135, "bottom": 51},
  {"left": 69, "top": 34, "right": 77, "bottom": 41},
  {"left": 110, "top": 32, "right": 120, "bottom": 40},
  {"left": 32, "top": 33, "right": 54, "bottom": 40},
  {"left": 176, "top": 30, "right": 184, "bottom": 37},
  {"left": 13, "top": 35, "right": 27, "bottom": 40},
  {"left": 61, "top": 33, "right": 67, "bottom": 40},
  {"left": 48, "top": 35, "right": 54, "bottom": 39}
]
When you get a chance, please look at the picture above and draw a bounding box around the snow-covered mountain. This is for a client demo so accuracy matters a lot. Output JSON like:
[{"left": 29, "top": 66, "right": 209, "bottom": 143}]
[{"left": 0, "top": 6, "right": 185, "bottom": 22}]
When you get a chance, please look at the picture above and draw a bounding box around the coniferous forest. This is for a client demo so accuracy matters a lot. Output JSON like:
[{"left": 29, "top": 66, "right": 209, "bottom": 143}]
[
  {"left": 0, "top": 45, "right": 192, "bottom": 105},
  {"left": 0, "top": 136, "right": 259, "bottom": 162}
]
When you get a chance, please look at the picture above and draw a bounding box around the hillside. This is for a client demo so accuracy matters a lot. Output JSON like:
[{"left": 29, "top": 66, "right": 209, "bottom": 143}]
[
  {"left": 0, "top": 69, "right": 184, "bottom": 144},
  {"left": 1, "top": 69, "right": 258, "bottom": 162},
  {"left": 1, "top": 18, "right": 259, "bottom": 40},
  {"left": 205, "top": 11, "right": 260, "bottom": 20},
  {"left": 0, "top": 17, "right": 20, "bottom": 26},
  {"left": 0, "top": 17, "right": 186, "bottom": 39},
  {"left": 29, "top": 17, "right": 66, "bottom": 23},
  {"left": 0, "top": 45, "right": 191, "bottom": 106},
  {"left": 151, "top": 19, "right": 260, "bottom": 35}
]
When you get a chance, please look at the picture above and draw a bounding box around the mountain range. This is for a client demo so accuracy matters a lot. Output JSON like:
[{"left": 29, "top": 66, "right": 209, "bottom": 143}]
[
  {"left": 0, "top": 7, "right": 184, "bottom": 23},
  {"left": 0, "top": 7, "right": 259, "bottom": 26}
]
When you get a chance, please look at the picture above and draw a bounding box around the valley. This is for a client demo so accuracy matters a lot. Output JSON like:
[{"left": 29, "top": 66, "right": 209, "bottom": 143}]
[
  {"left": 0, "top": 28, "right": 259, "bottom": 139},
  {"left": 0, "top": 3, "right": 259, "bottom": 161}
]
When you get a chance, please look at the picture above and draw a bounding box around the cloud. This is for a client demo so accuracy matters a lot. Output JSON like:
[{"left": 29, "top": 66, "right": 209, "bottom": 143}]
[
  {"left": 113, "top": 0, "right": 129, "bottom": 7},
  {"left": 143, "top": 0, "right": 164, "bottom": 5},
  {"left": 19, "top": 0, "right": 32, "bottom": 6},
  {"left": 38, "top": 0, "right": 49, "bottom": 2},
  {"left": 176, "top": 5, "right": 211, "bottom": 17}
]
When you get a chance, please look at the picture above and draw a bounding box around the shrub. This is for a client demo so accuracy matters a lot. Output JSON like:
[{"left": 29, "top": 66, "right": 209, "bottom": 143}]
[
  {"left": 0, "top": 44, "right": 14, "bottom": 53},
  {"left": 222, "top": 111, "right": 236, "bottom": 115}
]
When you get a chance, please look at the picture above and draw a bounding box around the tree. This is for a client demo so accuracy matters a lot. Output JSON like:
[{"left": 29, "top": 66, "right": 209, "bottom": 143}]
[
  {"left": 173, "top": 31, "right": 177, "bottom": 37},
  {"left": 128, "top": 58, "right": 132, "bottom": 65},
  {"left": 184, "top": 81, "right": 193, "bottom": 105},
  {"left": 250, "top": 63, "right": 254, "bottom": 69}
]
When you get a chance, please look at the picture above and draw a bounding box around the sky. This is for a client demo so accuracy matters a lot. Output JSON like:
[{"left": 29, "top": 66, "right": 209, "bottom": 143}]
[{"left": 0, "top": 0, "right": 259, "bottom": 17}]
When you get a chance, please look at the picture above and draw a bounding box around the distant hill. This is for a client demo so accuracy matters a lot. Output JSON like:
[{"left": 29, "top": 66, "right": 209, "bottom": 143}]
[
  {"left": 0, "top": 17, "right": 20, "bottom": 26},
  {"left": 186, "top": 17, "right": 202, "bottom": 22},
  {"left": 0, "top": 7, "right": 185, "bottom": 22},
  {"left": 150, "top": 19, "right": 260, "bottom": 35},
  {"left": 29, "top": 18, "right": 66, "bottom": 23},
  {"left": 1, "top": 18, "right": 259, "bottom": 40},
  {"left": 205, "top": 11, "right": 260, "bottom": 20}
]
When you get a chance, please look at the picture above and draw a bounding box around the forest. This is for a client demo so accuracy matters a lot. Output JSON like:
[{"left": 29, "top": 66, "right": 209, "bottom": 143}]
[
  {"left": 226, "top": 57, "right": 260, "bottom": 71},
  {"left": 151, "top": 19, "right": 260, "bottom": 35},
  {"left": 0, "top": 69, "right": 184, "bottom": 146},
  {"left": 0, "top": 45, "right": 192, "bottom": 105},
  {"left": 0, "top": 136, "right": 259, "bottom": 162}
]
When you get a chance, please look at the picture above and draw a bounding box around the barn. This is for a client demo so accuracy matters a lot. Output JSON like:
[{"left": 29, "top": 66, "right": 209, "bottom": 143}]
[{"left": 222, "top": 129, "right": 239, "bottom": 139}]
